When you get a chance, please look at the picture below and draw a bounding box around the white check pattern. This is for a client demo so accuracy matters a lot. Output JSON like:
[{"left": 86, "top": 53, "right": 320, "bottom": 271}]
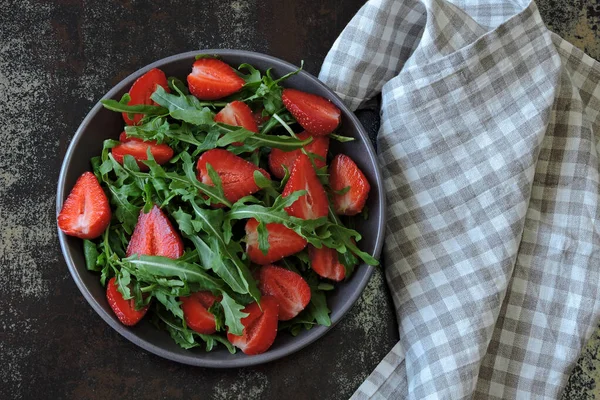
[{"left": 319, "top": 0, "right": 600, "bottom": 398}]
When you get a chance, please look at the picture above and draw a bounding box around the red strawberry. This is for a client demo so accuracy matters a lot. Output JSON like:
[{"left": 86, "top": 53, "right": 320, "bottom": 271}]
[
  {"left": 112, "top": 132, "right": 174, "bottom": 171},
  {"left": 106, "top": 277, "right": 149, "bottom": 326},
  {"left": 329, "top": 154, "right": 371, "bottom": 216},
  {"left": 256, "top": 265, "right": 311, "bottom": 320},
  {"left": 181, "top": 291, "right": 220, "bottom": 334},
  {"left": 308, "top": 245, "right": 346, "bottom": 281},
  {"left": 268, "top": 132, "right": 329, "bottom": 179},
  {"left": 196, "top": 149, "right": 270, "bottom": 205},
  {"left": 282, "top": 88, "right": 341, "bottom": 136},
  {"left": 126, "top": 205, "right": 184, "bottom": 259},
  {"left": 57, "top": 172, "right": 111, "bottom": 239},
  {"left": 282, "top": 154, "right": 329, "bottom": 220},
  {"left": 122, "top": 68, "right": 170, "bottom": 126},
  {"left": 227, "top": 296, "right": 279, "bottom": 355},
  {"left": 245, "top": 219, "right": 307, "bottom": 265},
  {"left": 187, "top": 58, "right": 245, "bottom": 100},
  {"left": 214, "top": 101, "right": 258, "bottom": 133}
]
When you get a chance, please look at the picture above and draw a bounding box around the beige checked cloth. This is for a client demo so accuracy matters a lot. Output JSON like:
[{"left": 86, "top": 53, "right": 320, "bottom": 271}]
[{"left": 319, "top": 0, "right": 600, "bottom": 398}]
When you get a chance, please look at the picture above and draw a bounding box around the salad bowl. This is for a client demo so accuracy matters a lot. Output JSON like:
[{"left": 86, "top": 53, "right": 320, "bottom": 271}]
[{"left": 56, "top": 49, "right": 385, "bottom": 367}]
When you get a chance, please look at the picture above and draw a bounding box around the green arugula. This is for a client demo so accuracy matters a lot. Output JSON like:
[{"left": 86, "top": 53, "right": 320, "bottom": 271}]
[{"left": 89, "top": 61, "right": 379, "bottom": 352}]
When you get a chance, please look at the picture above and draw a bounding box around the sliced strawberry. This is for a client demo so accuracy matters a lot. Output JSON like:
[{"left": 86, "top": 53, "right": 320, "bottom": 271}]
[
  {"left": 256, "top": 265, "right": 311, "bottom": 320},
  {"left": 122, "top": 68, "right": 170, "bottom": 126},
  {"left": 112, "top": 132, "right": 174, "bottom": 171},
  {"left": 245, "top": 219, "right": 307, "bottom": 265},
  {"left": 126, "top": 205, "right": 184, "bottom": 259},
  {"left": 282, "top": 154, "right": 329, "bottom": 220},
  {"left": 329, "top": 154, "right": 371, "bottom": 216},
  {"left": 215, "top": 101, "right": 258, "bottom": 133},
  {"left": 268, "top": 132, "right": 329, "bottom": 179},
  {"left": 57, "top": 172, "right": 111, "bottom": 239},
  {"left": 227, "top": 296, "right": 279, "bottom": 355},
  {"left": 181, "top": 291, "right": 220, "bottom": 334},
  {"left": 196, "top": 149, "right": 270, "bottom": 205},
  {"left": 308, "top": 245, "right": 346, "bottom": 281},
  {"left": 282, "top": 88, "right": 341, "bottom": 136},
  {"left": 187, "top": 58, "right": 245, "bottom": 100},
  {"left": 106, "top": 277, "right": 149, "bottom": 326}
]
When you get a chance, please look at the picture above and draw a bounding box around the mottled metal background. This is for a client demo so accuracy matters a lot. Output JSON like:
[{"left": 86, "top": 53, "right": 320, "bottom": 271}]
[{"left": 0, "top": 0, "right": 598, "bottom": 399}]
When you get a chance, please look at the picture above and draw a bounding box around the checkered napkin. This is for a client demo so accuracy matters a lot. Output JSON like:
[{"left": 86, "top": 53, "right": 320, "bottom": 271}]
[{"left": 319, "top": 0, "right": 600, "bottom": 398}]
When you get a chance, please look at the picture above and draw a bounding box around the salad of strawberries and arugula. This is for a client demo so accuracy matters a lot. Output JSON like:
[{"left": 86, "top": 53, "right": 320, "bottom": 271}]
[{"left": 58, "top": 55, "right": 377, "bottom": 355}]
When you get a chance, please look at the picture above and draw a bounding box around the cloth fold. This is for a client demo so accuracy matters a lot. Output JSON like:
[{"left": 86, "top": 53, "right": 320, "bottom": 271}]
[{"left": 319, "top": 0, "right": 600, "bottom": 398}]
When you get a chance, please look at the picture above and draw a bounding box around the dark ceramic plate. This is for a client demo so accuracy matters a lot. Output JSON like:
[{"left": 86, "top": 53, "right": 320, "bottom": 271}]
[{"left": 56, "top": 50, "right": 385, "bottom": 367}]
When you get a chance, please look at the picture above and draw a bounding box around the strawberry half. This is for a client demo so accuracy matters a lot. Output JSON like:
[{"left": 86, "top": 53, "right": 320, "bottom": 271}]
[
  {"left": 112, "top": 132, "right": 174, "bottom": 171},
  {"left": 106, "top": 277, "right": 149, "bottom": 326},
  {"left": 126, "top": 205, "right": 184, "bottom": 259},
  {"left": 245, "top": 218, "right": 307, "bottom": 265},
  {"left": 181, "top": 291, "right": 220, "bottom": 334},
  {"left": 268, "top": 131, "right": 329, "bottom": 179},
  {"left": 196, "top": 149, "right": 270, "bottom": 205},
  {"left": 308, "top": 245, "right": 346, "bottom": 282},
  {"left": 214, "top": 101, "right": 258, "bottom": 133},
  {"left": 57, "top": 172, "right": 111, "bottom": 239},
  {"left": 122, "top": 68, "right": 170, "bottom": 126},
  {"left": 282, "top": 88, "right": 341, "bottom": 136},
  {"left": 256, "top": 265, "right": 311, "bottom": 320},
  {"left": 282, "top": 154, "right": 329, "bottom": 220},
  {"left": 187, "top": 58, "right": 245, "bottom": 100},
  {"left": 227, "top": 296, "right": 279, "bottom": 355},
  {"left": 329, "top": 154, "right": 371, "bottom": 216}
]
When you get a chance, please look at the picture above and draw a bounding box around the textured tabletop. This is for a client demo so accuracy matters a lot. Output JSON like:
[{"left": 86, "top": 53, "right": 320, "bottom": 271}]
[{"left": 0, "top": 1, "right": 598, "bottom": 399}]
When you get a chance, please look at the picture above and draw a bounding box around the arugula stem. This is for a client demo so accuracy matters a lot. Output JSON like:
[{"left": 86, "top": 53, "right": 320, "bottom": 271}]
[
  {"left": 272, "top": 113, "right": 298, "bottom": 138},
  {"left": 141, "top": 284, "right": 157, "bottom": 293}
]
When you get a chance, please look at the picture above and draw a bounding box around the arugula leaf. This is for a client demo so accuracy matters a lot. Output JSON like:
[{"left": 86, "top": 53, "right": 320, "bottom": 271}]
[
  {"left": 83, "top": 239, "right": 100, "bottom": 271},
  {"left": 184, "top": 200, "right": 260, "bottom": 302},
  {"left": 155, "top": 291, "right": 184, "bottom": 319},
  {"left": 238, "top": 63, "right": 262, "bottom": 87},
  {"left": 329, "top": 133, "right": 355, "bottom": 142},
  {"left": 155, "top": 308, "right": 235, "bottom": 353},
  {"left": 308, "top": 282, "right": 331, "bottom": 327},
  {"left": 168, "top": 77, "right": 190, "bottom": 96},
  {"left": 120, "top": 255, "right": 225, "bottom": 291},
  {"left": 220, "top": 292, "right": 249, "bottom": 336},
  {"left": 115, "top": 268, "right": 132, "bottom": 300},
  {"left": 100, "top": 99, "right": 168, "bottom": 116}
]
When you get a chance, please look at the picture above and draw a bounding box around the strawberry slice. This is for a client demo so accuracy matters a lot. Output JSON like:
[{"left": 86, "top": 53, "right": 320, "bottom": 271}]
[
  {"left": 122, "top": 68, "right": 170, "bottom": 126},
  {"left": 282, "top": 154, "right": 329, "bottom": 220},
  {"left": 112, "top": 132, "right": 174, "bottom": 171},
  {"left": 282, "top": 88, "right": 341, "bottom": 136},
  {"left": 329, "top": 154, "right": 371, "bottom": 216},
  {"left": 256, "top": 265, "right": 311, "bottom": 320},
  {"left": 308, "top": 245, "right": 346, "bottom": 281},
  {"left": 268, "top": 132, "right": 329, "bottom": 179},
  {"left": 187, "top": 58, "right": 245, "bottom": 100},
  {"left": 57, "top": 172, "right": 111, "bottom": 239},
  {"left": 181, "top": 291, "right": 220, "bottom": 334},
  {"left": 245, "top": 219, "right": 307, "bottom": 265},
  {"left": 126, "top": 205, "right": 184, "bottom": 259},
  {"left": 106, "top": 277, "right": 149, "bottom": 326},
  {"left": 227, "top": 296, "right": 279, "bottom": 355},
  {"left": 214, "top": 101, "right": 258, "bottom": 133},
  {"left": 196, "top": 149, "right": 270, "bottom": 205}
]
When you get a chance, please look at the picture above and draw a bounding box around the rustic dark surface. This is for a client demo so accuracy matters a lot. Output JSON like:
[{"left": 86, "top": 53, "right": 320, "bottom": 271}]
[{"left": 1, "top": 0, "right": 599, "bottom": 399}]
